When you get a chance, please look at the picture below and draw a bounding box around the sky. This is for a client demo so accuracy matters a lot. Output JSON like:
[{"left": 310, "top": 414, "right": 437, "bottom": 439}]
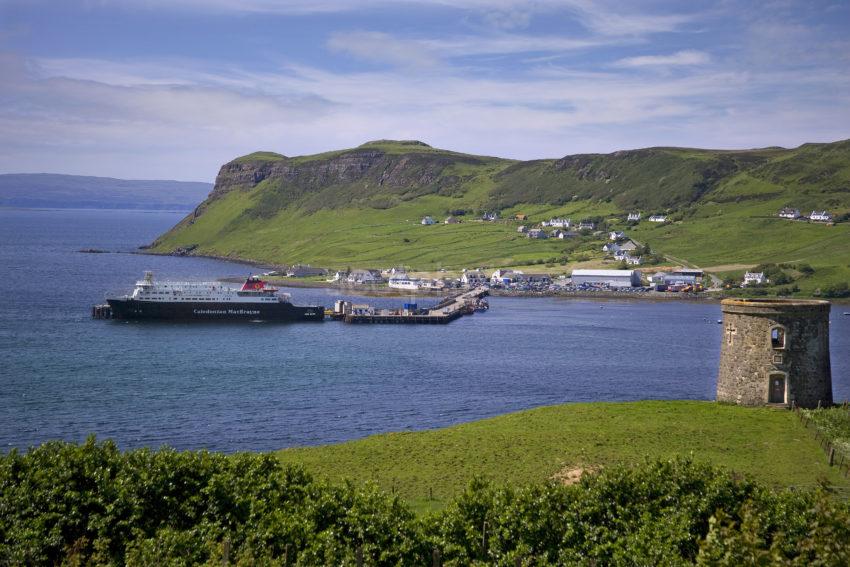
[{"left": 0, "top": 0, "right": 849, "bottom": 181}]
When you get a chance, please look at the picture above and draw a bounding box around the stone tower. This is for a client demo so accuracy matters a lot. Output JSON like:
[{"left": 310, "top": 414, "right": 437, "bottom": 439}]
[{"left": 716, "top": 298, "right": 832, "bottom": 408}]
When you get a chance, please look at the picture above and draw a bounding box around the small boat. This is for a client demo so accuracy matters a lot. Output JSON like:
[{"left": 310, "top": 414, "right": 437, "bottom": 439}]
[{"left": 717, "top": 319, "right": 722, "bottom": 324}]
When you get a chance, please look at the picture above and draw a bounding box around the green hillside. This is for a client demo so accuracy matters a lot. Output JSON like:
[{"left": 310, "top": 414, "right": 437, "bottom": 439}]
[
  {"left": 277, "top": 401, "right": 848, "bottom": 512},
  {"left": 151, "top": 139, "right": 850, "bottom": 293}
]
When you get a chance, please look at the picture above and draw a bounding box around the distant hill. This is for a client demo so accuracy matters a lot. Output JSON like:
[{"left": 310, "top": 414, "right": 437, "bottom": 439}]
[
  {"left": 150, "top": 139, "right": 850, "bottom": 294},
  {"left": 0, "top": 173, "right": 212, "bottom": 210}
]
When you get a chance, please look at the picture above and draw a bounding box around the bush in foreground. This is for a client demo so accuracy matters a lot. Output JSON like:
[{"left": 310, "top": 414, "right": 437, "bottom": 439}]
[{"left": 1, "top": 438, "right": 848, "bottom": 565}]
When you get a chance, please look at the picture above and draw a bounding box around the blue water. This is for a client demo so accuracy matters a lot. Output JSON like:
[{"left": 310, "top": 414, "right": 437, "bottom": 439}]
[{"left": 1, "top": 208, "right": 848, "bottom": 452}]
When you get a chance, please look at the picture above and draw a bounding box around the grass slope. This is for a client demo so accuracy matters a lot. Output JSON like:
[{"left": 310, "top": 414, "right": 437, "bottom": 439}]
[
  {"left": 278, "top": 401, "right": 848, "bottom": 512},
  {"left": 152, "top": 139, "right": 850, "bottom": 291}
]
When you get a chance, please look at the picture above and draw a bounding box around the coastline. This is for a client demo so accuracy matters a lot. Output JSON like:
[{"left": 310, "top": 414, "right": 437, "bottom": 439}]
[
  {"left": 140, "top": 250, "right": 850, "bottom": 304},
  {"left": 262, "top": 278, "right": 720, "bottom": 302}
]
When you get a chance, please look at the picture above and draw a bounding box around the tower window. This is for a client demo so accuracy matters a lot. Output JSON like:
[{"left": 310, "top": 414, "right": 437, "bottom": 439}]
[{"left": 770, "top": 326, "right": 786, "bottom": 349}]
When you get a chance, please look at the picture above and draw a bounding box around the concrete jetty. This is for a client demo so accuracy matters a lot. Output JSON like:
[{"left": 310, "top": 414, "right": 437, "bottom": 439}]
[{"left": 336, "top": 287, "right": 489, "bottom": 324}]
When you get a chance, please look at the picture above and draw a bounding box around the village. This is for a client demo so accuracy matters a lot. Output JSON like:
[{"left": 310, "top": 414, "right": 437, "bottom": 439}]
[{"left": 258, "top": 203, "right": 846, "bottom": 299}]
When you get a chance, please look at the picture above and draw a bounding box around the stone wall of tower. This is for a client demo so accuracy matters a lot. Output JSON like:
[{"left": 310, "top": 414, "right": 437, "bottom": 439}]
[{"left": 716, "top": 299, "right": 831, "bottom": 408}]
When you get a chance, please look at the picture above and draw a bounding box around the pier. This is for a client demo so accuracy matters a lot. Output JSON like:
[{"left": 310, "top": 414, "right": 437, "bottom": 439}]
[{"left": 335, "top": 287, "right": 489, "bottom": 324}]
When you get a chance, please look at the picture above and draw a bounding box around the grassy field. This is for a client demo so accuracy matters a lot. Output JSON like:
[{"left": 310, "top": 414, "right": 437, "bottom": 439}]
[
  {"left": 155, "top": 193, "right": 604, "bottom": 270},
  {"left": 278, "top": 401, "right": 849, "bottom": 512},
  {"left": 625, "top": 181, "right": 850, "bottom": 293}
]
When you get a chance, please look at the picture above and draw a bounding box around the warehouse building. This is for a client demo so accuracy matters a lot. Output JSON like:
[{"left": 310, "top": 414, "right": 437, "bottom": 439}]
[{"left": 571, "top": 269, "right": 642, "bottom": 288}]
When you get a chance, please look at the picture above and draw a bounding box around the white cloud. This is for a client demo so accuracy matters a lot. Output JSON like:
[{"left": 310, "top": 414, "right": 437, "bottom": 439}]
[
  {"left": 327, "top": 30, "right": 617, "bottom": 68},
  {"left": 613, "top": 50, "right": 710, "bottom": 68},
  {"left": 2, "top": 0, "right": 849, "bottom": 181},
  {"left": 567, "top": 1, "right": 699, "bottom": 36},
  {"left": 8, "top": 0, "right": 701, "bottom": 39},
  {"left": 327, "top": 32, "right": 440, "bottom": 69}
]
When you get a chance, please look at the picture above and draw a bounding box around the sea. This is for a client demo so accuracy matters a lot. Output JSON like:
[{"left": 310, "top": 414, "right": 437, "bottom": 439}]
[{"left": 1, "top": 208, "right": 848, "bottom": 453}]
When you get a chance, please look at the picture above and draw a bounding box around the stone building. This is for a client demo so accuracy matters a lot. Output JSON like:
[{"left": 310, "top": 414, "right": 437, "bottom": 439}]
[{"left": 716, "top": 298, "right": 832, "bottom": 408}]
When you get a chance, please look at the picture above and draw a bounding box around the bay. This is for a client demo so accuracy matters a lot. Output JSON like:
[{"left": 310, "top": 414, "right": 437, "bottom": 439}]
[{"left": 1, "top": 208, "right": 848, "bottom": 452}]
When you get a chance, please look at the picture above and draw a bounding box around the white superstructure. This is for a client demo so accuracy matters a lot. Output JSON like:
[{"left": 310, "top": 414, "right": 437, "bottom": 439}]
[{"left": 124, "top": 271, "right": 290, "bottom": 304}]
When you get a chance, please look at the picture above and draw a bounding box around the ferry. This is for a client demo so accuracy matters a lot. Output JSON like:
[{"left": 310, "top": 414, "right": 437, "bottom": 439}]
[{"left": 106, "top": 271, "right": 324, "bottom": 322}]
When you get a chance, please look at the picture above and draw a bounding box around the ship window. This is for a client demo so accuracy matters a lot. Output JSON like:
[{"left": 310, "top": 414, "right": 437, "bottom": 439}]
[{"left": 770, "top": 326, "right": 786, "bottom": 349}]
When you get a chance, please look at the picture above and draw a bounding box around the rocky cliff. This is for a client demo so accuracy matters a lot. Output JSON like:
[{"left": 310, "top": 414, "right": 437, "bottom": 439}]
[{"left": 198, "top": 141, "right": 496, "bottom": 220}]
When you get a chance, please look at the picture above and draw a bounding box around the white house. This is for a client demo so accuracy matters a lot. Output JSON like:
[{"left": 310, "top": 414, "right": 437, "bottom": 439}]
[
  {"left": 603, "top": 242, "right": 621, "bottom": 254},
  {"left": 557, "top": 231, "right": 579, "bottom": 239},
  {"left": 648, "top": 215, "right": 667, "bottom": 222},
  {"left": 810, "top": 210, "right": 833, "bottom": 222},
  {"left": 778, "top": 207, "right": 801, "bottom": 219},
  {"left": 527, "top": 228, "right": 548, "bottom": 239},
  {"left": 490, "top": 269, "right": 523, "bottom": 285},
  {"left": 421, "top": 216, "right": 436, "bottom": 225},
  {"left": 346, "top": 269, "right": 384, "bottom": 284},
  {"left": 609, "top": 231, "right": 626, "bottom": 241},
  {"left": 548, "top": 218, "right": 571, "bottom": 228},
  {"left": 461, "top": 270, "right": 486, "bottom": 287},
  {"left": 578, "top": 220, "right": 595, "bottom": 230},
  {"left": 627, "top": 212, "right": 641, "bottom": 221},
  {"left": 571, "top": 269, "right": 642, "bottom": 288},
  {"left": 743, "top": 272, "right": 767, "bottom": 286},
  {"left": 388, "top": 274, "right": 423, "bottom": 290},
  {"left": 517, "top": 225, "right": 528, "bottom": 233},
  {"left": 624, "top": 255, "right": 643, "bottom": 266},
  {"left": 482, "top": 212, "right": 499, "bottom": 221}
]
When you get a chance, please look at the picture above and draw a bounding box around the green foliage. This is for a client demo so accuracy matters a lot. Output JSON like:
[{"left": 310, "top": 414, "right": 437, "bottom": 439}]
[
  {"left": 0, "top": 438, "right": 424, "bottom": 565},
  {"left": 752, "top": 263, "right": 793, "bottom": 285},
  {"left": 818, "top": 282, "right": 850, "bottom": 298},
  {"left": 802, "top": 407, "right": 850, "bottom": 460},
  {"left": 2, "top": 444, "right": 849, "bottom": 565}
]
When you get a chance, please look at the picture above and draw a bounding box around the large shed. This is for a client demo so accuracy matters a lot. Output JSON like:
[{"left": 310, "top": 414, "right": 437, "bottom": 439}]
[{"left": 571, "top": 269, "right": 641, "bottom": 288}]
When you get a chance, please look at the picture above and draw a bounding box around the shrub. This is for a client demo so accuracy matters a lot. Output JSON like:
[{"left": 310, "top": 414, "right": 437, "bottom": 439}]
[
  {"left": 2, "top": 443, "right": 848, "bottom": 564},
  {"left": 820, "top": 282, "right": 850, "bottom": 298}
]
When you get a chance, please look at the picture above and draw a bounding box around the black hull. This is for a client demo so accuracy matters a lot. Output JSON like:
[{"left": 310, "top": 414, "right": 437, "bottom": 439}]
[{"left": 107, "top": 299, "right": 324, "bottom": 322}]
